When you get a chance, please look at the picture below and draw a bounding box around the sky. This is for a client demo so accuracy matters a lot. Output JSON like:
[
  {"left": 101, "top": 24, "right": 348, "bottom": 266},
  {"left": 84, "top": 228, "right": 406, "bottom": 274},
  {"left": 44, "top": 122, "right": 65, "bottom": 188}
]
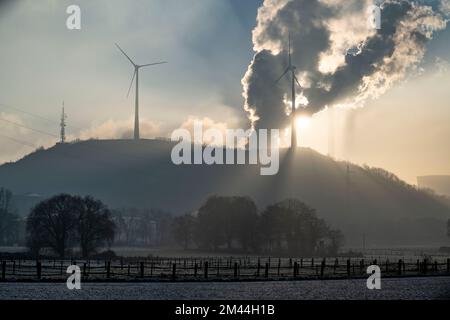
[{"left": 0, "top": 0, "right": 450, "bottom": 185}]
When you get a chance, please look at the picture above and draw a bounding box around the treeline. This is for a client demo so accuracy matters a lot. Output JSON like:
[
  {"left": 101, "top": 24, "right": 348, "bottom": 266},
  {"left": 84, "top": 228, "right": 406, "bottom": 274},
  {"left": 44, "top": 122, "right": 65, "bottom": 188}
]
[
  {"left": 111, "top": 208, "right": 173, "bottom": 247},
  {"left": 0, "top": 188, "right": 21, "bottom": 245},
  {"left": 1, "top": 188, "right": 346, "bottom": 257},
  {"left": 172, "top": 196, "right": 345, "bottom": 256}
]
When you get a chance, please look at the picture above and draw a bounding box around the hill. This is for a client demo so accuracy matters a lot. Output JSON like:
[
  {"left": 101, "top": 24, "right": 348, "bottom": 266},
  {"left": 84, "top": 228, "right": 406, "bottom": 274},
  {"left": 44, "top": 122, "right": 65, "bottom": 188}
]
[
  {"left": 1, "top": 139, "right": 449, "bottom": 247},
  {"left": 418, "top": 175, "right": 450, "bottom": 197}
]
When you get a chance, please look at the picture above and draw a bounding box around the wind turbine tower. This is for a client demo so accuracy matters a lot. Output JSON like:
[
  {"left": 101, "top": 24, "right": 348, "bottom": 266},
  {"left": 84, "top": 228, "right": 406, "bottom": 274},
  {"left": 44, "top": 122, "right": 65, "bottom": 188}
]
[
  {"left": 276, "top": 34, "right": 302, "bottom": 149},
  {"left": 115, "top": 43, "right": 167, "bottom": 140}
]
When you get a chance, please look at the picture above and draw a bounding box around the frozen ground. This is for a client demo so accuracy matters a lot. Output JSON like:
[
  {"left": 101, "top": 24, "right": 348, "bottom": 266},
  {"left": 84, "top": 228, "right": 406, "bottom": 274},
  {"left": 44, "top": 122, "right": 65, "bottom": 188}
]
[{"left": 0, "top": 277, "right": 449, "bottom": 300}]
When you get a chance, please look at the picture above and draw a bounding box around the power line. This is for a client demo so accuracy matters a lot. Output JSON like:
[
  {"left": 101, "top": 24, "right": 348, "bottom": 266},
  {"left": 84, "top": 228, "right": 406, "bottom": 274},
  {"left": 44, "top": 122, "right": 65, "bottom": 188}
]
[
  {"left": 0, "top": 103, "right": 57, "bottom": 125},
  {"left": 0, "top": 133, "right": 36, "bottom": 148},
  {"left": 0, "top": 117, "right": 58, "bottom": 138},
  {"left": 0, "top": 103, "right": 82, "bottom": 131}
]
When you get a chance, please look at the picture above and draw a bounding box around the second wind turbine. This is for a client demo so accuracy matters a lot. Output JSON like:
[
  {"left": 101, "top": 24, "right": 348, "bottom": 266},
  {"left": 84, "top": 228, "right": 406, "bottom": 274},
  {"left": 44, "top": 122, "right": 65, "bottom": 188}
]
[
  {"left": 116, "top": 43, "right": 167, "bottom": 140},
  {"left": 276, "top": 35, "right": 302, "bottom": 149}
]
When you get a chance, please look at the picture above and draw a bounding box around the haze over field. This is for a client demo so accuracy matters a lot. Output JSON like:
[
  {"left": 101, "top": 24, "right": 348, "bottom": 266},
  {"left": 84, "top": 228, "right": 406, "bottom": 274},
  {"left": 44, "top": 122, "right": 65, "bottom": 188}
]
[{"left": 1, "top": 139, "right": 448, "bottom": 247}]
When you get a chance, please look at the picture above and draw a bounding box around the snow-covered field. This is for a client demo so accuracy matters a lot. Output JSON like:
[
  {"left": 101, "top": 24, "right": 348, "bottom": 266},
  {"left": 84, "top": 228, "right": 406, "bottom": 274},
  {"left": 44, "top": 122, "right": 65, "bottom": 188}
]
[{"left": 1, "top": 277, "right": 449, "bottom": 300}]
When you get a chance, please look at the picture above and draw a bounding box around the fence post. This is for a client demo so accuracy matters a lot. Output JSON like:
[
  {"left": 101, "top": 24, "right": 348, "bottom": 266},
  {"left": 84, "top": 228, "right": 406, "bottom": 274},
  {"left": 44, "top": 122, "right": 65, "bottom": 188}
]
[
  {"left": 172, "top": 263, "right": 176, "bottom": 280},
  {"left": 83, "top": 263, "right": 87, "bottom": 277},
  {"left": 434, "top": 261, "right": 438, "bottom": 272},
  {"left": 36, "top": 261, "right": 42, "bottom": 280},
  {"left": 106, "top": 261, "right": 111, "bottom": 279},
  {"left": 300, "top": 258, "right": 303, "bottom": 268},
  {"left": 234, "top": 262, "right": 238, "bottom": 278},
  {"left": 397, "top": 260, "right": 402, "bottom": 276},
  {"left": 293, "top": 262, "right": 298, "bottom": 277},
  {"left": 1, "top": 261, "right": 5, "bottom": 281},
  {"left": 265, "top": 263, "right": 269, "bottom": 278},
  {"left": 140, "top": 262, "right": 144, "bottom": 278},
  {"left": 277, "top": 259, "right": 281, "bottom": 276},
  {"left": 423, "top": 259, "right": 428, "bottom": 274},
  {"left": 194, "top": 263, "right": 198, "bottom": 277},
  {"left": 127, "top": 264, "right": 130, "bottom": 276},
  {"left": 217, "top": 259, "right": 220, "bottom": 277},
  {"left": 12, "top": 261, "right": 15, "bottom": 276},
  {"left": 204, "top": 262, "right": 208, "bottom": 279},
  {"left": 346, "top": 259, "right": 351, "bottom": 277},
  {"left": 385, "top": 260, "right": 389, "bottom": 273},
  {"left": 320, "top": 259, "right": 325, "bottom": 278},
  {"left": 257, "top": 259, "right": 261, "bottom": 277},
  {"left": 311, "top": 258, "right": 314, "bottom": 268}
]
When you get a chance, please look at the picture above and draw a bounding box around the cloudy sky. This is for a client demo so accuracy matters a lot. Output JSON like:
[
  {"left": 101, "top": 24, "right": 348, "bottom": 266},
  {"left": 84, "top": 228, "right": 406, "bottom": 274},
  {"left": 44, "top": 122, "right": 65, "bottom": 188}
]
[{"left": 1, "top": 0, "right": 450, "bottom": 185}]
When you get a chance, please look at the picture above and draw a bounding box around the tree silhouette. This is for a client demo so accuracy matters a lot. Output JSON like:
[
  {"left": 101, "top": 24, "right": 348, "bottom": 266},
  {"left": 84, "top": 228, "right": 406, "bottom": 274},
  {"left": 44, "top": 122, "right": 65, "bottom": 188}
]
[
  {"left": 172, "top": 213, "right": 195, "bottom": 250},
  {"left": 260, "top": 199, "right": 337, "bottom": 256},
  {"left": 27, "top": 194, "right": 79, "bottom": 258},
  {"left": 230, "top": 197, "right": 259, "bottom": 252},
  {"left": 327, "top": 229, "right": 345, "bottom": 256},
  {"left": 195, "top": 196, "right": 228, "bottom": 250},
  {"left": 26, "top": 194, "right": 115, "bottom": 258},
  {"left": 78, "top": 196, "right": 115, "bottom": 258}
]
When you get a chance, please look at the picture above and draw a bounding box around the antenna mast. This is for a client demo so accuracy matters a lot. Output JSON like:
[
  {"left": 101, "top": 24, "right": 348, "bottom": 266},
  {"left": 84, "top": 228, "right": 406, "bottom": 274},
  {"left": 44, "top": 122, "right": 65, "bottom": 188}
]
[{"left": 60, "top": 102, "right": 67, "bottom": 144}]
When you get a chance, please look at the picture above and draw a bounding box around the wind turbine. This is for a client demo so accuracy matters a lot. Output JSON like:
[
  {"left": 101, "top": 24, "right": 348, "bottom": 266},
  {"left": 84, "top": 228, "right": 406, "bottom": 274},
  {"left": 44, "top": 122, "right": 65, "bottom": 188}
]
[
  {"left": 115, "top": 43, "right": 167, "bottom": 140},
  {"left": 276, "top": 34, "right": 302, "bottom": 149}
]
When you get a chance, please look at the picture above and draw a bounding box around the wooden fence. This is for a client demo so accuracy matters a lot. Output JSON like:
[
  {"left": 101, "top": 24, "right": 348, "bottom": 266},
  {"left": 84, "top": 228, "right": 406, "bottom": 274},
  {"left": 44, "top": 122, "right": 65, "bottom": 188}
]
[{"left": 1, "top": 256, "right": 449, "bottom": 281}]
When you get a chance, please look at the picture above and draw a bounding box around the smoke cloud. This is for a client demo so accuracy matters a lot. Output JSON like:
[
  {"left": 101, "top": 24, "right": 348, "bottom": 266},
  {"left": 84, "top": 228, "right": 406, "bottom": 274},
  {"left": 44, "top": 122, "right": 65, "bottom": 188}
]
[
  {"left": 76, "top": 118, "right": 162, "bottom": 140},
  {"left": 242, "top": 0, "right": 448, "bottom": 130}
]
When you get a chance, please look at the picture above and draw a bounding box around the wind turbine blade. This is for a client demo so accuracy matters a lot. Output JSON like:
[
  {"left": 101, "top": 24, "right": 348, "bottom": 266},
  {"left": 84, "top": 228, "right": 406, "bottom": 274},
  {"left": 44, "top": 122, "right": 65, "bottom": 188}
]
[
  {"left": 127, "top": 70, "right": 137, "bottom": 98},
  {"left": 275, "top": 68, "right": 290, "bottom": 84},
  {"left": 115, "top": 43, "right": 136, "bottom": 66},
  {"left": 140, "top": 61, "right": 168, "bottom": 68}
]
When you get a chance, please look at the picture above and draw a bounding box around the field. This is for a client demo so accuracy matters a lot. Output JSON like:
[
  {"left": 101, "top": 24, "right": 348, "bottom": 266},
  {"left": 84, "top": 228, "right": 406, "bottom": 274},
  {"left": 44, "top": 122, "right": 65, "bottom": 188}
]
[{"left": 1, "top": 277, "right": 449, "bottom": 300}]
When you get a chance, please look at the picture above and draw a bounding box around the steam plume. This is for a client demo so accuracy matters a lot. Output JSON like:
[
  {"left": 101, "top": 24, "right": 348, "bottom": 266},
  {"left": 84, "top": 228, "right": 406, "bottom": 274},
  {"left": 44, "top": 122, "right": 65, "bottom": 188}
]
[{"left": 242, "top": 0, "right": 448, "bottom": 130}]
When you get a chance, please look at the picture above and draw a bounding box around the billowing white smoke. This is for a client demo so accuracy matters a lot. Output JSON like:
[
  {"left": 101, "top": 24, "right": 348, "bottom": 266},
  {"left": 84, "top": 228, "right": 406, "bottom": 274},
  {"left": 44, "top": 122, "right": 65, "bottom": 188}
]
[{"left": 242, "top": 0, "right": 448, "bottom": 130}]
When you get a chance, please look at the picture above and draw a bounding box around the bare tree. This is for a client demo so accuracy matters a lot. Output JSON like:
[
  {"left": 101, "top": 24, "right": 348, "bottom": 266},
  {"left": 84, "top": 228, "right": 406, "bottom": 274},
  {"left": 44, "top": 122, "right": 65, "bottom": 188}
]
[
  {"left": 26, "top": 194, "right": 115, "bottom": 258},
  {"left": 26, "top": 194, "right": 80, "bottom": 258},
  {"left": 172, "top": 213, "right": 195, "bottom": 250},
  {"left": 78, "top": 196, "right": 115, "bottom": 258}
]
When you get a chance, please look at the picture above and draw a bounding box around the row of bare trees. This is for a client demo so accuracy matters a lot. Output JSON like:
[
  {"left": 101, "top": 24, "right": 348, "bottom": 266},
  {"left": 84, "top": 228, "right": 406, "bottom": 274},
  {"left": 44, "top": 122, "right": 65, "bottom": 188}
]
[
  {"left": 172, "top": 196, "right": 345, "bottom": 256},
  {"left": 26, "top": 194, "right": 115, "bottom": 258}
]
